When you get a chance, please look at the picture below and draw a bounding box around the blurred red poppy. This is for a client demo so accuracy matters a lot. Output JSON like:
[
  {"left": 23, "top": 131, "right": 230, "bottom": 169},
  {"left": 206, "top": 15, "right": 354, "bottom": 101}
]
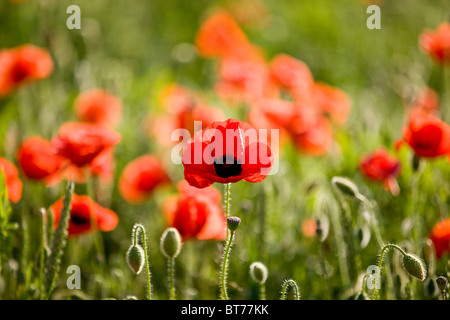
[
  {"left": 74, "top": 89, "right": 122, "bottom": 127},
  {"left": 269, "top": 54, "right": 314, "bottom": 98},
  {"left": 0, "top": 44, "right": 53, "bottom": 97},
  {"left": 291, "top": 116, "right": 333, "bottom": 156},
  {"left": 50, "top": 193, "right": 118, "bottom": 236},
  {"left": 360, "top": 149, "right": 401, "bottom": 195},
  {"left": 312, "top": 82, "right": 351, "bottom": 125},
  {"left": 419, "top": 22, "right": 450, "bottom": 65},
  {"left": 119, "top": 155, "right": 170, "bottom": 204},
  {"left": 182, "top": 119, "right": 273, "bottom": 188},
  {"left": 0, "top": 157, "right": 22, "bottom": 203},
  {"left": 164, "top": 181, "right": 226, "bottom": 240},
  {"left": 401, "top": 108, "right": 450, "bottom": 158},
  {"left": 51, "top": 122, "right": 121, "bottom": 167},
  {"left": 195, "top": 10, "right": 253, "bottom": 59},
  {"left": 429, "top": 218, "right": 450, "bottom": 259},
  {"left": 302, "top": 217, "right": 317, "bottom": 238},
  {"left": 17, "top": 136, "right": 64, "bottom": 186}
]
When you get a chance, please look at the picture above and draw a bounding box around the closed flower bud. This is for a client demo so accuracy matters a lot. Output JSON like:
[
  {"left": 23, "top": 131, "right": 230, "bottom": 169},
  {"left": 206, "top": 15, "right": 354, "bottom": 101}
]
[
  {"left": 436, "top": 276, "right": 448, "bottom": 292},
  {"left": 160, "top": 227, "right": 182, "bottom": 258},
  {"left": 227, "top": 216, "right": 241, "bottom": 232},
  {"left": 249, "top": 262, "right": 268, "bottom": 284},
  {"left": 401, "top": 253, "right": 427, "bottom": 281},
  {"left": 126, "top": 245, "right": 145, "bottom": 275},
  {"left": 331, "top": 176, "right": 360, "bottom": 199}
]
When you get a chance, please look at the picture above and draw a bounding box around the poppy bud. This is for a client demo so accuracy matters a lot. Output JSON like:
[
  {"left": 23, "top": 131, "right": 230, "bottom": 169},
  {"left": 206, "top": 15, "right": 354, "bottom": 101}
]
[
  {"left": 331, "top": 176, "right": 360, "bottom": 199},
  {"left": 436, "top": 276, "right": 448, "bottom": 292},
  {"left": 401, "top": 253, "right": 427, "bottom": 281},
  {"left": 160, "top": 227, "right": 182, "bottom": 258},
  {"left": 249, "top": 262, "right": 268, "bottom": 285},
  {"left": 126, "top": 245, "right": 145, "bottom": 275},
  {"left": 227, "top": 216, "right": 241, "bottom": 232}
]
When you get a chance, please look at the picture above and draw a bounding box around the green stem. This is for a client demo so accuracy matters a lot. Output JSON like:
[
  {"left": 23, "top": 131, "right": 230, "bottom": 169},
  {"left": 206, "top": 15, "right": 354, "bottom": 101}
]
[
  {"left": 371, "top": 244, "right": 407, "bottom": 300},
  {"left": 281, "top": 279, "right": 300, "bottom": 300},
  {"left": 220, "top": 231, "right": 235, "bottom": 300},
  {"left": 357, "top": 194, "right": 395, "bottom": 299},
  {"left": 39, "top": 208, "right": 47, "bottom": 300},
  {"left": 319, "top": 242, "right": 332, "bottom": 299},
  {"left": 224, "top": 182, "right": 231, "bottom": 220},
  {"left": 260, "top": 283, "right": 266, "bottom": 300},
  {"left": 44, "top": 180, "right": 74, "bottom": 300},
  {"left": 133, "top": 224, "right": 152, "bottom": 300},
  {"left": 168, "top": 257, "right": 175, "bottom": 300}
]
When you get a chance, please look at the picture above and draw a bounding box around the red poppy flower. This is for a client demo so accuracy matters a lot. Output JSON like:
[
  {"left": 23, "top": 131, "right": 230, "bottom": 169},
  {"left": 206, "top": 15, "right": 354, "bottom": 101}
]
[
  {"left": 17, "top": 136, "right": 64, "bottom": 185},
  {"left": 49, "top": 193, "right": 118, "bottom": 236},
  {"left": 0, "top": 44, "right": 53, "bottom": 97},
  {"left": 195, "top": 10, "right": 253, "bottom": 59},
  {"left": 360, "top": 149, "right": 401, "bottom": 195},
  {"left": 302, "top": 218, "right": 317, "bottom": 238},
  {"left": 312, "top": 82, "right": 351, "bottom": 125},
  {"left": 401, "top": 108, "right": 450, "bottom": 158},
  {"left": 0, "top": 157, "right": 23, "bottom": 203},
  {"left": 291, "top": 116, "right": 333, "bottom": 156},
  {"left": 269, "top": 54, "right": 314, "bottom": 98},
  {"left": 419, "top": 22, "right": 450, "bottom": 65},
  {"left": 74, "top": 89, "right": 122, "bottom": 127},
  {"left": 429, "top": 218, "right": 450, "bottom": 259},
  {"left": 164, "top": 181, "right": 226, "bottom": 240},
  {"left": 182, "top": 119, "right": 273, "bottom": 188},
  {"left": 51, "top": 122, "right": 121, "bottom": 167},
  {"left": 119, "top": 155, "right": 170, "bottom": 204}
]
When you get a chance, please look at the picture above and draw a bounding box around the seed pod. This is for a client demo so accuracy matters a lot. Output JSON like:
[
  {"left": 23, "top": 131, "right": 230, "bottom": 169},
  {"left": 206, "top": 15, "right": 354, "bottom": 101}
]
[
  {"left": 227, "top": 216, "right": 241, "bottom": 232},
  {"left": 401, "top": 253, "right": 427, "bottom": 281},
  {"left": 436, "top": 276, "right": 448, "bottom": 292},
  {"left": 331, "top": 176, "right": 360, "bottom": 199},
  {"left": 249, "top": 262, "right": 268, "bottom": 284},
  {"left": 126, "top": 245, "right": 145, "bottom": 275},
  {"left": 160, "top": 227, "right": 182, "bottom": 258}
]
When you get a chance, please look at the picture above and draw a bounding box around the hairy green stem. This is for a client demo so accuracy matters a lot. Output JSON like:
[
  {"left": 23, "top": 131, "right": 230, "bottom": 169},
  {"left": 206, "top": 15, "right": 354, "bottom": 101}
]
[
  {"left": 39, "top": 208, "right": 47, "bottom": 300},
  {"left": 168, "top": 257, "right": 175, "bottom": 300},
  {"left": 132, "top": 224, "right": 152, "bottom": 300},
  {"left": 220, "top": 231, "right": 235, "bottom": 300},
  {"left": 371, "top": 244, "right": 407, "bottom": 300},
  {"left": 259, "top": 283, "right": 266, "bottom": 300},
  {"left": 44, "top": 180, "right": 74, "bottom": 300},
  {"left": 281, "top": 279, "right": 300, "bottom": 300}
]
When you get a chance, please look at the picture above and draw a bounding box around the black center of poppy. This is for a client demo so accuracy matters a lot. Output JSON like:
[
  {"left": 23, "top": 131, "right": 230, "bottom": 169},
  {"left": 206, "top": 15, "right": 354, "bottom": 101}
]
[
  {"left": 71, "top": 215, "right": 90, "bottom": 226},
  {"left": 214, "top": 156, "right": 242, "bottom": 179}
]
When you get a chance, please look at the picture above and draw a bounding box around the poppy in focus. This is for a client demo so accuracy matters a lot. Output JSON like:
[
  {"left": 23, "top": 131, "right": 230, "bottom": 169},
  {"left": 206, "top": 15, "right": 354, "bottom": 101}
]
[
  {"left": 419, "top": 22, "right": 450, "bottom": 65},
  {"left": 164, "top": 180, "right": 226, "bottom": 240},
  {"left": 74, "top": 89, "right": 122, "bottom": 127},
  {"left": 429, "top": 218, "right": 450, "bottom": 259},
  {"left": 49, "top": 193, "right": 118, "bottom": 236},
  {"left": 182, "top": 119, "right": 273, "bottom": 188},
  {"left": 0, "top": 44, "right": 53, "bottom": 97},
  {"left": 401, "top": 108, "right": 450, "bottom": 158},
  {"left": 17, "top": 136, "right": 64, "bottom": 186},
  {"left": 51, "top": 122, "right": 121, "bottom": 167},
  {"left": 119, "top": 155, "right": 170, "bottom": 204},
  {"left": 360, "top": 149, "right": 401, "bottom": 195},
  {"left": 0, "top": 157, "right": 23, "bottom": 203}
]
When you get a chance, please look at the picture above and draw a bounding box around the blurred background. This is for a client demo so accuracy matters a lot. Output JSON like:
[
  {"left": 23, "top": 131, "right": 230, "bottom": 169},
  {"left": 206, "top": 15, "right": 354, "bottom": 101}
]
[{"left": 0, "top": 0, "right": 449, "bottom": 300}]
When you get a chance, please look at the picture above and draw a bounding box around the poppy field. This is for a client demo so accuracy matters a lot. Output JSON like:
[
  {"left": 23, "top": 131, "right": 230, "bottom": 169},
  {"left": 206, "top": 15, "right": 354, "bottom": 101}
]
[{"left": 0, "top": 0, "right": 450, "bottom": 302}]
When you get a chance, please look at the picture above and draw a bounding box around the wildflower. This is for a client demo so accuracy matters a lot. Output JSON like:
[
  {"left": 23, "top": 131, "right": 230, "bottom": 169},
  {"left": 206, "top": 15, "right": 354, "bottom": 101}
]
[
  {"left": 119, "top": 155, "right": 170, "bottom": 204},
  {"left": 51, "top": 122, "right": 121, "bottom": 167},
  {"left": 181, "top": 119, "right": 273, "bottom": 188},
  {"left": 312, "top": 82, "right": 351, "bottom": 125},
  {"left": 0, "top": 44, "right": 53, "bottom": 96},
  {"left": 74, "top": 89, "right": 122, "bottom": 127},
  {"left": 429, "top": 218, "right": 450, "bottom": 259},
  {"left": 0, "top": 157, "right": 23, "bottom": 203},
  {"left": 360, "top": 149, "right": 401, "bottom": 195},
  {"left": 401, "top": 108, "right": 450, "bottom": 158},
  {"left": 49, "top": 193, "right": 118, "bottom": 236},
  {"left": 16, "top": 136, "right": 63, "bottom": 185},
  {"left": 419, "top": 22, "right": 450, "bottom": 65}
]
